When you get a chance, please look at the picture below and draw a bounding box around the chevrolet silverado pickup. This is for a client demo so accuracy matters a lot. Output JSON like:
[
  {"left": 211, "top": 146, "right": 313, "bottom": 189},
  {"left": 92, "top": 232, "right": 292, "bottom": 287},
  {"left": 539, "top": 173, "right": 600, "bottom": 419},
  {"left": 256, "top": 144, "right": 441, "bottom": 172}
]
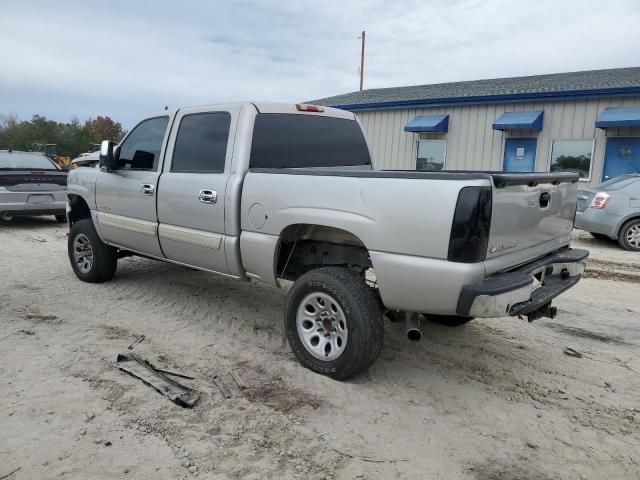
[{"left": 66, "top": 102, "right": 588, "bottom": 379}]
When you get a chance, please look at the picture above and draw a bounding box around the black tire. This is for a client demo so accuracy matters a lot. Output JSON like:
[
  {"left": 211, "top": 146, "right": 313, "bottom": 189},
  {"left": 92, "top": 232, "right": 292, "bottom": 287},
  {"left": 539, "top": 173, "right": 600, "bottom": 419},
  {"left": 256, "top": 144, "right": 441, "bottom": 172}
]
[
  {"left": 55, "top": 214, "right": 67, "bottom": 223},
  {"left": 425, "top": 314, "right": 474, "bottom": 327},
  {"left": 590, "top": 232, "right": 609, "bottom": 240},
  {"left": 618, "top": 219, "right": 640, "bottom": 251},
  {"left": 285, "top": 267, "right": 384, "bottom": 380},
  {"left": 68, "top": 219, "right": 117, "bottom": 282}
]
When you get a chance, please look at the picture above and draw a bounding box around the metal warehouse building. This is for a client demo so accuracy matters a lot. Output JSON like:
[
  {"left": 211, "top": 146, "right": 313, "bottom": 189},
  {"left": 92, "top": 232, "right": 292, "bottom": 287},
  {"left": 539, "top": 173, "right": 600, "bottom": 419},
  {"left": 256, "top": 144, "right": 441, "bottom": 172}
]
[{"left": 313, "top": 67, "right": 640, "bottom": 186}]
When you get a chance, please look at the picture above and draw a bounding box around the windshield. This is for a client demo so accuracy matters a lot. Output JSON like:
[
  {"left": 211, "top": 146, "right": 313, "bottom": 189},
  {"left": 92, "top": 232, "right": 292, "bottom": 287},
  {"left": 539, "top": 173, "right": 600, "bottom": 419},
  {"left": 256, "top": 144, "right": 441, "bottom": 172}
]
[{"left": 0, "top": 151, "right": 60, "bottom": 170}]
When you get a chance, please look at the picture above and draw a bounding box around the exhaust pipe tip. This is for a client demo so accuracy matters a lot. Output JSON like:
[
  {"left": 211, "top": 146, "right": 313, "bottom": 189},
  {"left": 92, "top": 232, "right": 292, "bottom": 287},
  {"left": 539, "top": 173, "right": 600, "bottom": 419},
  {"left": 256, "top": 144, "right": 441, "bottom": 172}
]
[
  {"left": 407, "top": 328, "right": 422, "bottom": 342},
  {"left": 1, "top": 212, "right": 14, "bottom": 221},
  {"left": 405, "top": 313, "right": 422, "bottom": 342}
]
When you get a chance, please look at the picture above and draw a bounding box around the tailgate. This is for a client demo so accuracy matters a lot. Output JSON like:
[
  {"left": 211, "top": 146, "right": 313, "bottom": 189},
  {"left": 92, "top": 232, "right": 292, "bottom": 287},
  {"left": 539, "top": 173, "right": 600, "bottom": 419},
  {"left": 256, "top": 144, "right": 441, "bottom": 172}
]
[{"left": 486, "top": 173, "right": 579, "bottom": 263}]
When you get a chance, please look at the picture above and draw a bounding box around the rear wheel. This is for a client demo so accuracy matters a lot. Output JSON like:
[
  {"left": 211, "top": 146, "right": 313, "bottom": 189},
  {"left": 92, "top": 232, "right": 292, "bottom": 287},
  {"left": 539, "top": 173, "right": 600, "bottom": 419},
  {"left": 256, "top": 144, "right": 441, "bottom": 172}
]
[
  {"left": 68, "top": 219, "right": 118, "bottom": 282},
  {"left": 618, "top": 219, "right": 640, "bottom": 251},
  {"left": 285, "top": 267, "right": 383, "bottom": 380},
  {"left": 425, "top": 314, "right": 474, "bottom": 327}
]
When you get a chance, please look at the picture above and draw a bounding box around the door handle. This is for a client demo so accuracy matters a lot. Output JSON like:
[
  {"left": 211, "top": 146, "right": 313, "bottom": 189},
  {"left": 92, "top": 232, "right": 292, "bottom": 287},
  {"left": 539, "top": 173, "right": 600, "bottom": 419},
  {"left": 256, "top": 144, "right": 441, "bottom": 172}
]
[
  {"left": 199, "top": 189, "right": 217, "bottom": 204},
  {"left": 141, "top": 184, "right": 155, "bottom": 196}
]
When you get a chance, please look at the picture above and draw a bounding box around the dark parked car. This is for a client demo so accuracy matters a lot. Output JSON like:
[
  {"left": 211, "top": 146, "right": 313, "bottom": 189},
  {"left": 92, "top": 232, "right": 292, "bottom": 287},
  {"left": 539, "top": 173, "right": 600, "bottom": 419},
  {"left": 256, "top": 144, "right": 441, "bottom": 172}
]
[
  {"left": 575, "top": 174, "right": 640, "bottom": 251},
  {"left": 0, "top": 149, "right": 68, "bottom": 222}
]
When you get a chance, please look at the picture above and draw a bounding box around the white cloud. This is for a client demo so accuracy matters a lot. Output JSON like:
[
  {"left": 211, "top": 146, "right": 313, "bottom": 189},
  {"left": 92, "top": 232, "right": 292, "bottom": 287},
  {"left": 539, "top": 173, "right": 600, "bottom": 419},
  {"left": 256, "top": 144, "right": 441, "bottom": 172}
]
[{"left": 0, "top": 0, "right": 638, "bottom": 127}]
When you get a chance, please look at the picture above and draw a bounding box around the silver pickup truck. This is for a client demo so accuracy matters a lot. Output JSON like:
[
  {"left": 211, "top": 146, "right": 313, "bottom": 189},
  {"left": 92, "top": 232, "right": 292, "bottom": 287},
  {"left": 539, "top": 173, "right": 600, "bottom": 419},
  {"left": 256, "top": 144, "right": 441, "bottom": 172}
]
[{"left": 66, "top": 102, "right": 588, "bottom": 379}]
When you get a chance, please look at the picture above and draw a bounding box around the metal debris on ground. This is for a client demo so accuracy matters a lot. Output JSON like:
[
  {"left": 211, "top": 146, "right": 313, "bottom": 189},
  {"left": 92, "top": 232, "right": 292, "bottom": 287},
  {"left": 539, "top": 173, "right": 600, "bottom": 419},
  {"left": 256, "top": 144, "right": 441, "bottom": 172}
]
[
  {"left": 127, "top": 335, "right": 145, "bottom": 350},
  {"left": 212, "top": 375, "right": 233, "bottom": 399},
  {"left": 231, "top": 370, "right": 247, "bottom": 390},
  {"left": 155, "top": 368, "right": 196, "bottom": 380},
  {"left": 564, "top": 347, "right": 583, "bottom": 358},
  {"left": 24, "top": 313, "right": 58, "bottom": 322},
  {"left": 116, "top": 353, "right": 200, "bottom": 407}
]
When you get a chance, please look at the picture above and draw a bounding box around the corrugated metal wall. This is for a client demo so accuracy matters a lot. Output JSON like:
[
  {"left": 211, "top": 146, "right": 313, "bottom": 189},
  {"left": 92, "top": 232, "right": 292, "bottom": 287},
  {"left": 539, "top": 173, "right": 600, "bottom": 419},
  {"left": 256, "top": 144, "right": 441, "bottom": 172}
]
[{"left": 356, "top": 96, "right": 640, "bottom": 186}]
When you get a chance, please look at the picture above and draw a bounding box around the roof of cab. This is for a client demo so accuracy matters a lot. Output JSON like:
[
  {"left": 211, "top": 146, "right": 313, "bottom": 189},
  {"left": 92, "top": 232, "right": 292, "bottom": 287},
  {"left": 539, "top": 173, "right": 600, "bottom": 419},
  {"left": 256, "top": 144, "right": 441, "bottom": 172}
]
[{"left": 148, "top": 102, "right": 355, "bottom": 120}]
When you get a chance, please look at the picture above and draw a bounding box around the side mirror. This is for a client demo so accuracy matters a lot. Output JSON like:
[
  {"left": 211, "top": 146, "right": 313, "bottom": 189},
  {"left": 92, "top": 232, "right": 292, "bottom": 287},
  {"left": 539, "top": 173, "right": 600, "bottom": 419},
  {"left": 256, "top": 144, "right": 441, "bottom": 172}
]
[{"left": 99, "top": 140, "right": 116, "bottom": 171}]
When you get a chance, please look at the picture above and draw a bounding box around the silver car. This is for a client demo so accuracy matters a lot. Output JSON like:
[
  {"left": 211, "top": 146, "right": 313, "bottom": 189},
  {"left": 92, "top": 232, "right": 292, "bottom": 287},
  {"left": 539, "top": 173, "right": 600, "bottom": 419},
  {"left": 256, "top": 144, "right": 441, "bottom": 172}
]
[
  {"left": 575, "top": 174, "right": 640, "bottom": 251},
  {"left": 0, "top": 149, "right": 68, "bottom": 222}
]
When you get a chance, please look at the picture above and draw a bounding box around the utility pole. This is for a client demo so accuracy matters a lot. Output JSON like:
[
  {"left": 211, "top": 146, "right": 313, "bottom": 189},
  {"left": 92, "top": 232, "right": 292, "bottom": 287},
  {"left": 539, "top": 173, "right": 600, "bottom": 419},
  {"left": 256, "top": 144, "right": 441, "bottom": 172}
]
[{"left": 359, "top": 30, "right": 366, "bottom": 91}]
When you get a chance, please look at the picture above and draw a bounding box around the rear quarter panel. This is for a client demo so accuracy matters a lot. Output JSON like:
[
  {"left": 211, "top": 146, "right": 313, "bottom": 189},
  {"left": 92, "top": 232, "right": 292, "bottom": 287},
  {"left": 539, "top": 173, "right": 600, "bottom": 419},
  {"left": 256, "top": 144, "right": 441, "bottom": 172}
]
[
  {"left": 239, "top": 172, "right": 490, "bottom": 313},
  {"left": 241, "top": 172, "right": 489, "bottom": 258}
]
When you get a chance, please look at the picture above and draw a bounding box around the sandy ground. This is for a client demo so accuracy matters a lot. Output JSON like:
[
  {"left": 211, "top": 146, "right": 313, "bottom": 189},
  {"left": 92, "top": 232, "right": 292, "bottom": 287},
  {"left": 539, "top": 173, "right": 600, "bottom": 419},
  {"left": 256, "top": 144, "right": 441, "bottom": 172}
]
[{"left": 1, "top": 217, "right": 639, "bottom": 480}]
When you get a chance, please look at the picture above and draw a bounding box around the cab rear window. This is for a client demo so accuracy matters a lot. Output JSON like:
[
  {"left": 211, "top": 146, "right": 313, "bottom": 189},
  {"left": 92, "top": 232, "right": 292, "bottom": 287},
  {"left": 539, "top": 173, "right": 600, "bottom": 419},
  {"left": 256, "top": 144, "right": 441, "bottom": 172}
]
[{"left": 249, "top": 114, "right": 371, "bottom": 169}]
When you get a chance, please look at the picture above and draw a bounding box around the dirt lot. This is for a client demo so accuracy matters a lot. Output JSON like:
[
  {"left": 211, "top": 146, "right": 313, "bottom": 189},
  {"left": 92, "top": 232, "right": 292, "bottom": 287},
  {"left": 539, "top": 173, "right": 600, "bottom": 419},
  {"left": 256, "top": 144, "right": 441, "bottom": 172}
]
[{"left": 1, "top": 218, "right": 639, "bottom": 480}]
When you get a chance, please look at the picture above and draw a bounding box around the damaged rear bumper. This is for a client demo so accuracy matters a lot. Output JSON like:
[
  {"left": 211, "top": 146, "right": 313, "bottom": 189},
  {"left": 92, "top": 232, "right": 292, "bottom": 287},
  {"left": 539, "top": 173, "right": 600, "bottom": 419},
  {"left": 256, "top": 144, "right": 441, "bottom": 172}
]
[{"left": 456, "top": 248, "right": 589, "bottom": 319}]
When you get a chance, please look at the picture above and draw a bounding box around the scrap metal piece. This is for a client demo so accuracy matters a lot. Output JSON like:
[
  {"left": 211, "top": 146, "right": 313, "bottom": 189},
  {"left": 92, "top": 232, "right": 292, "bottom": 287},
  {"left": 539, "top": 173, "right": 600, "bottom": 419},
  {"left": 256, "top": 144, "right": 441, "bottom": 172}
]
[
  {"left": 127, "top": 335, "right": 145, "bottom": 350},
  {"left": 563, "top": 347, "right": 583, "bottom": 358},
  {"left": 116, "top": 353, "right": 200, "bottom": 407},
  {"left": 231, "top": 370, "right": 247, "bottom": 390},
  {"left": 155, "top": 368, "right": 196, "bottom": 380},
  {"left": 212, "top": 376, "right": 232, "bottom": 399}
]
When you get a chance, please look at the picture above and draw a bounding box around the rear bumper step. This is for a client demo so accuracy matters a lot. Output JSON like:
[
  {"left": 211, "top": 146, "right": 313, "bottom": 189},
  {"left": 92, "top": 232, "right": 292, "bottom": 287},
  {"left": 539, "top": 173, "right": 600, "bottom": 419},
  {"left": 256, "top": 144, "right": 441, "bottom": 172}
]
[{"left": 457, "top": 248, "right": 589, "bottom": 318}]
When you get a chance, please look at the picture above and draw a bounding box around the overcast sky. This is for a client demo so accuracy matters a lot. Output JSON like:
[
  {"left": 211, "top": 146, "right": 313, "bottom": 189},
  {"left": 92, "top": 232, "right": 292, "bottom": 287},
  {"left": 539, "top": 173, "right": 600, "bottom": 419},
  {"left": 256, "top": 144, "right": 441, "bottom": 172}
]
[{"left": 1, "top": 0, "right": 639, "bottom": 128}]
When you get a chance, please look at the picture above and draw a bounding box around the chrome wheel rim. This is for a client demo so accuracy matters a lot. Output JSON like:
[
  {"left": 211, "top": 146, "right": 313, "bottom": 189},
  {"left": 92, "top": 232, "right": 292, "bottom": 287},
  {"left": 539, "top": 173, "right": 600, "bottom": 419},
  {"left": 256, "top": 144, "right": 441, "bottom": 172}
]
[
  {"left": 626, "top": 224, "right": 640, "bottom": 249},
  {"left": 296, "top": 292, "right": 348, "bottom": 361},
  {"left": 73, "top": 233, "right": 94, "bottom": 273}
]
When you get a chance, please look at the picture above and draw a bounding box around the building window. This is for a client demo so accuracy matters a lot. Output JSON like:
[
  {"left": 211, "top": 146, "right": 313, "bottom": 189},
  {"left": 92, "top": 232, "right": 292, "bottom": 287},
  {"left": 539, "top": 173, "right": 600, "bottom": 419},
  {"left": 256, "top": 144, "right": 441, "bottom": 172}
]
[
  {"left": 549, "top": 139, "right": 594, "bottom": 180},
  {"left": 417, "top": 140, "right": 446, "bottom": 171}
]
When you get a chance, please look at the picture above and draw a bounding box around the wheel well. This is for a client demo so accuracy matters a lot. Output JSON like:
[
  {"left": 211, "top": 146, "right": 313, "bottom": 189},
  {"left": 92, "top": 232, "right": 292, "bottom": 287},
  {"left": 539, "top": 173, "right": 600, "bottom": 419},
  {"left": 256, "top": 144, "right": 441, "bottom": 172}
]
[
  {"left": 67, "top": 194, "right": 91, "bottom": 226},
  {"left": 276, "top": 224, "right": 372, "bottom": 281},
  {"left": 619, "top": 216, "right": 640, "bottom": 236}
]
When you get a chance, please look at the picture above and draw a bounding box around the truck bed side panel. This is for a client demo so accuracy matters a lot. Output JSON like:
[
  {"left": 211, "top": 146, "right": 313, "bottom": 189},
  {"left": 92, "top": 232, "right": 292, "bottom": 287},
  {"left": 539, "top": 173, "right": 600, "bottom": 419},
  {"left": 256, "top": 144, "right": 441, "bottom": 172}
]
[{"left": 240, "top": 171, "right": 490, "bottom": 259}]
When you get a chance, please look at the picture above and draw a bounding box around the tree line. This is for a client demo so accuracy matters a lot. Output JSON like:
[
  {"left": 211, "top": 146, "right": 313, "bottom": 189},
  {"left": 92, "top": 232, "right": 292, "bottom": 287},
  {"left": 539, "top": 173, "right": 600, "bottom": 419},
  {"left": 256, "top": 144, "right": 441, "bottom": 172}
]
[{"left": 0, "top": 114, "right": 127, "bottom": 159}]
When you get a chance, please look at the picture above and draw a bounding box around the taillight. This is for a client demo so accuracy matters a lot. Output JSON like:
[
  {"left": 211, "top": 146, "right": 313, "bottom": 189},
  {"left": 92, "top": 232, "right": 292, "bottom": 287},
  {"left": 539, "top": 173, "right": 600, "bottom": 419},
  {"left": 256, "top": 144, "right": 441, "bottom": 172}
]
[
  {"left": 448, "top": 186, "right": 492, "bottom": 263},
  {"left": 296, "top": 103, "right": 324, "bottom": 112},
  {"left": 590, "top": 192, "right": 610, "bottom": 209}
]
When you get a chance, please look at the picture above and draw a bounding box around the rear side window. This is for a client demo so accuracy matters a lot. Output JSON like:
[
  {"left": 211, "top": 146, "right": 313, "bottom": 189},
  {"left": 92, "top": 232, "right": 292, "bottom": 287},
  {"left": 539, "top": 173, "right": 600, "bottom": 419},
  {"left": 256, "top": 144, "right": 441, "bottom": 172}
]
[
  {"left": 117, "top": 116, "right": 169, "bottom": 170},
  {"left": 250, "top": 114, "right": 371, "bottom": 169},
  {"left": 171, "top": 112, "right": 231, "bottom": 173}
]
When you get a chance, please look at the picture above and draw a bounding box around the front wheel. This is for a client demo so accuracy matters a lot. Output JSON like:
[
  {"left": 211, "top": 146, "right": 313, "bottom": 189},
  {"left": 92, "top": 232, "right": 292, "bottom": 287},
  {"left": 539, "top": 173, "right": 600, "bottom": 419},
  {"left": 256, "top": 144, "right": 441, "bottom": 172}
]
[
  {"left": 68, "top": 219, "right": 118, "bottom": 282},
  {"left": 618, "top": 219, "right": 640, "bottom": 251},
  {"left": 285, "top": 267, "right": 384, "bottom": 380}
]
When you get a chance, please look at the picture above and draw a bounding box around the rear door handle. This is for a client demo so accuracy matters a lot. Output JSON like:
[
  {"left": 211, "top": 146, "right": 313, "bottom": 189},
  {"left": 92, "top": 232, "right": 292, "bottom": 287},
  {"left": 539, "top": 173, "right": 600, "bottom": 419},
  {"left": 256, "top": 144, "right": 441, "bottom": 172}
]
[
  {"left": 199, "top": 189, "right": 217, "bottom": 204},
  {"left": 141, "top": 184, "right": 155, "bottom": 196}
]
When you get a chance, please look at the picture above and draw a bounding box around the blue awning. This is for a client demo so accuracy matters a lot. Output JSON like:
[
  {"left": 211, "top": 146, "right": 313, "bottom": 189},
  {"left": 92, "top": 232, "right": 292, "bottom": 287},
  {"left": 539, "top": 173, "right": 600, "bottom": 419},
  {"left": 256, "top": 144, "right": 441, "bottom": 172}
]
[
  {"left": 596, "top": 107, "right": 640, "bottom": 128},
  {"left": 404, "top": 114, "right": 449, "bottom": 133},
  {"left": 492, "top": 111, "right": 544, "bottom": 131}
]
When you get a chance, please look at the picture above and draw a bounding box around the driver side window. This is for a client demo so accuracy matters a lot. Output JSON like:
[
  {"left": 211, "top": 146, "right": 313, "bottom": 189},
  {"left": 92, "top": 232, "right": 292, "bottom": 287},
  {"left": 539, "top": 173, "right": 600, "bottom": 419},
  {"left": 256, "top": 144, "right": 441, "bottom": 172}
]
[{"left": 115, "top": 116, "right": 169, "bottom": 170}]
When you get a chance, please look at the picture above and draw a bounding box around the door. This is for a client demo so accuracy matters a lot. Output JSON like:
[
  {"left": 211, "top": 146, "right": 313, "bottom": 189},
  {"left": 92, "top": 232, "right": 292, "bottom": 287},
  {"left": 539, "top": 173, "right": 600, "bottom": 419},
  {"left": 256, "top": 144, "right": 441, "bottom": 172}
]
[
  {"left": 602, "top": 137, "right": 640, "bottom": 181},
  {"left": 156, "top": 109, "right": 235, "bottom": 274},
  {"left": 95, "top": 116, "right": 171, "bottom": 256},
  {"left": 503, "top": 138, "right": 537, "bottom": 172}
]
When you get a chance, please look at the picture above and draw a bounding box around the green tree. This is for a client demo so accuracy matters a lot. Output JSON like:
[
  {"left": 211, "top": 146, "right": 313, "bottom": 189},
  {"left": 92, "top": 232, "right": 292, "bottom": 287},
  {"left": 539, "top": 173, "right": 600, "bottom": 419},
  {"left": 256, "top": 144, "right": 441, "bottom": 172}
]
[{"left": 0, "top": 113, "right": 127, "bottom": 158}]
